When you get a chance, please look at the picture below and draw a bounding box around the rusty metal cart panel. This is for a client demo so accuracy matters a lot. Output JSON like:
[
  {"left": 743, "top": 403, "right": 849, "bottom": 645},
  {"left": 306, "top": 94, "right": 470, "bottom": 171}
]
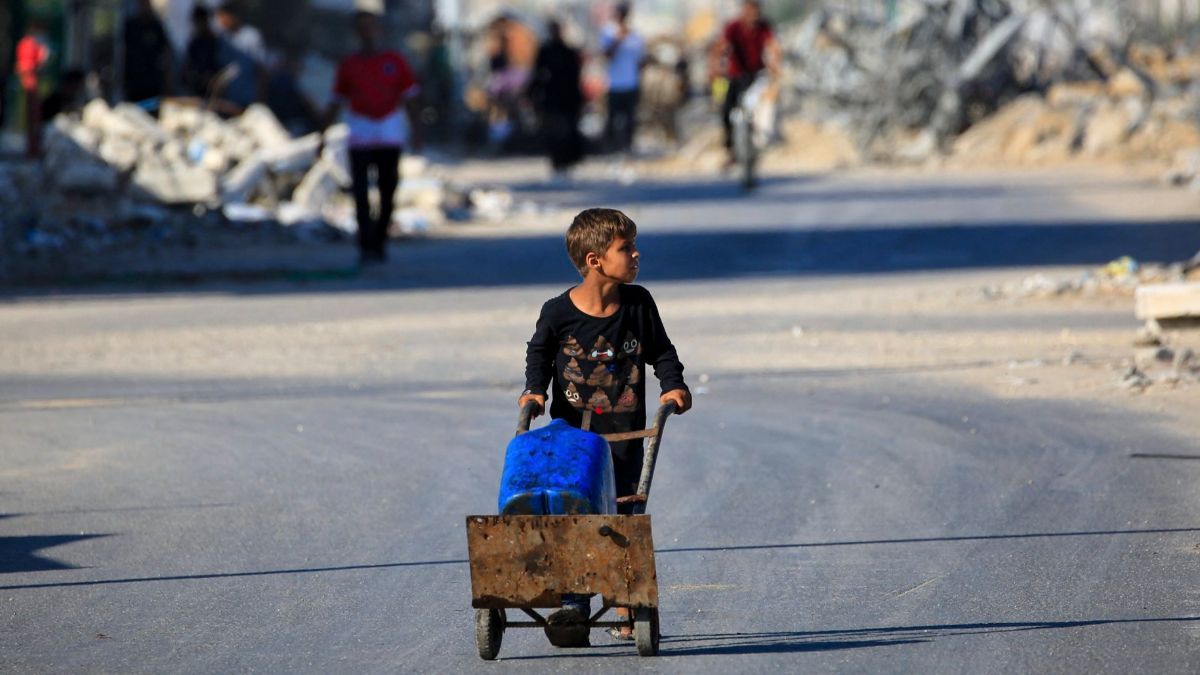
[{"left": 466, "top": 514, "right": 658, "bottom": 609}]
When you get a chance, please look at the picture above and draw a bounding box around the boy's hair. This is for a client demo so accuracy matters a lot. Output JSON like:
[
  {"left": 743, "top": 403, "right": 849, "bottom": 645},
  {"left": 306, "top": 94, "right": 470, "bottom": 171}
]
[{"left": 566, "top": 208, "right": 637, "bottom": 277}]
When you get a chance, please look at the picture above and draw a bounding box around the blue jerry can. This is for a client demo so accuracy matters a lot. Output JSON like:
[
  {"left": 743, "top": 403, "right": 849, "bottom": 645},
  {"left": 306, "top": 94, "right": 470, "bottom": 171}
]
[{"left": 498, "top": 419, "right": 617, "bottom": 515}]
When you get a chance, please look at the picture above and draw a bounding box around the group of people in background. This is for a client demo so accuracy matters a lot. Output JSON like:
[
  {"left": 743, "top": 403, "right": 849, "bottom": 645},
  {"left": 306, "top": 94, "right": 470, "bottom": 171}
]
[
  {"left": 0, "top": 0, "right": 779, "bottom": 266},
  {"left": 525, "top": 0, "right": 779, "bottom": 179},
  {"left": 5, "top": 1, "right": 318, "bottom": 158}
]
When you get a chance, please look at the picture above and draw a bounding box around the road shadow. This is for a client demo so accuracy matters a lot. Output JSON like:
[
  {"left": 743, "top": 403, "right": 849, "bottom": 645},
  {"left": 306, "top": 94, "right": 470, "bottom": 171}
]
[
  {"left": 0, "top": 557, "right": 469, "bottom": 590},
  {"left": 4, "top": 216, "right": 1199, "bottom": 300},
  {"left": 655, "top": 526, "right": 1200, "bottom": 555},
  {"left": 661, "top": 616, "right": 1200, "bottom": 656},
  {"left": 0, "top": 534, "right": 111, "bottom": 573}
]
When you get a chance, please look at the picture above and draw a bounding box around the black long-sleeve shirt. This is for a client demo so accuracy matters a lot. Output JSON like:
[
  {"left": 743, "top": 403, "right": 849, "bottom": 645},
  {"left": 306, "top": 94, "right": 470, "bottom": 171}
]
[{"left": 525, "top": 284, "right": 687, "bottom": 436}]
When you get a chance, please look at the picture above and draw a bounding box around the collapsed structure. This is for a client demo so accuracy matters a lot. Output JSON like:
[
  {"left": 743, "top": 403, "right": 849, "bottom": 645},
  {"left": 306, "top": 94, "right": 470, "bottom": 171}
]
[{"left": 782, "top": 0, "right": 1200, "bottom": 177}]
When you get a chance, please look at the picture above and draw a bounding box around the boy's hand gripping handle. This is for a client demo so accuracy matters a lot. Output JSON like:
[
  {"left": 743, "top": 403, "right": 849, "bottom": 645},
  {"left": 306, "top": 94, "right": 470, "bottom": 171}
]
[{"left": 516, "top": 401, "right": 539, "bottom": 437}]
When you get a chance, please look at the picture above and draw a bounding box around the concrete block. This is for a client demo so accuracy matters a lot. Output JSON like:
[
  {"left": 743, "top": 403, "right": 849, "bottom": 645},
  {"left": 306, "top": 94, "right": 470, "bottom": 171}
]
[
  {"left": 292, "top": 158, "right": 343, "bottom": 211},
  {"left": 262, "top": 133, "right": 320, "bottom": 174},
  {"left": 238, "top": 104, "right": 292, "bottom": 150},
  {"left": 1136, "top": 283, "right": 1200, "bottom": 320},
  {"left": 221, "top": 153, "right": 269, "bottom": 203},
  {"left": 133, "top": 161, "right": 218, "bottom": 204},
  {"left": 112, "top": 103, "right": 168, "bottom": 143},
  {"left": 98, "top": 137, "right": 140, "bottom": 172}
]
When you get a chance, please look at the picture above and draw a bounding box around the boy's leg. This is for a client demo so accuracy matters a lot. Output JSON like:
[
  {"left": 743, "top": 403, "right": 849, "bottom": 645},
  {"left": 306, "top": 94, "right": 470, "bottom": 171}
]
[{"left": 608, "top": 439, "right": 642, "bottom": 640}]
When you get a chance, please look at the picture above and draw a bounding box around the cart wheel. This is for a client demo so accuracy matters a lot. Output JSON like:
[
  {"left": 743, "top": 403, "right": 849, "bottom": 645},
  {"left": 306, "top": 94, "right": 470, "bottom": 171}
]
[
  {"left": 634, "top": 607, "right": 660, "bottom": 656},
  {"left": 475, "top": 608, "right": 504, "bottom": 660}
]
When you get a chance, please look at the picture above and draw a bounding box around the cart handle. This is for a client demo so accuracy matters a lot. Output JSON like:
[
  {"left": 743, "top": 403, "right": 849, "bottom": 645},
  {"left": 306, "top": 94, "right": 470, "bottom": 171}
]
[{"left": 516, "top": 401, "right": 539, "bottom": 437}]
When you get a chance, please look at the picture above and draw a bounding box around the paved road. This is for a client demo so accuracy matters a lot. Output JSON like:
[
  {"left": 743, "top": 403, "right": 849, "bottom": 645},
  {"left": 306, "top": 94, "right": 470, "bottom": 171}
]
[{"left": 3, "top": 168, "right": 1200, "bottom": 673}]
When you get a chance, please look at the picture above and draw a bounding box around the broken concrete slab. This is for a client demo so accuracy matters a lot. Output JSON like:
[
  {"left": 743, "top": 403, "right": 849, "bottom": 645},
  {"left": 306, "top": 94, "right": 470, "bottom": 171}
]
[
  {"left": 97, "top": 137, "right": 140, "bottom": 172},
  {"left": 133, "top": 161, "right": 218, "bottom": 205},
  {"left": 292, "top": 158, "right": 345, "bottom": 212},
  {"left": 237, "top": 104, "right": 292, "bottom": 151},
  {"left": 261, "top": 133, "right": 321, "bottom": 174},
  {"left": 1136, "top": 283, "right": 1200, "bottom": 320},
  {"left": 221, "top": 153, "right": 269, "bottom": 204}
]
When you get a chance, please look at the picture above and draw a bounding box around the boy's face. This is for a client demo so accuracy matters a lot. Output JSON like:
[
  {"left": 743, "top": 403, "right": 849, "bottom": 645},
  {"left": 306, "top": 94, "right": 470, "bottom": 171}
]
[{"left": 592, "top": 235, "right": 639, "bottom": 283}]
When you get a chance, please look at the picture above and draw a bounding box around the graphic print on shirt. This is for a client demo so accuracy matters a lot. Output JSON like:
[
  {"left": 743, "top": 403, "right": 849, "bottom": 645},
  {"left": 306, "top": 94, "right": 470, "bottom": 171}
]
[
  {"left": 586, "top": 363, "right": 614, "bottom": 388},
  {"left": 621, "top": 332, "right": 642, "bottom": 357},
  {"left": 586, "top": 389, "right": 612, "bottom": 412},
  {"left": 564, "top": 358, "right": 585, "bottom": 384},
  {"left": 564, "top": 382, "right": 583, "bottom": 406},
  {"left": 613, "top": 386, "right": 637, "bottom": 413},
  {"left": 562, "top": 336, "right": 584, "bottom": 357},
  {"left": 561, "top": 334, "right": 640, "bottom": 415},
  {"left": 589, "top": 335, "right": 616, "bottom": 361}
]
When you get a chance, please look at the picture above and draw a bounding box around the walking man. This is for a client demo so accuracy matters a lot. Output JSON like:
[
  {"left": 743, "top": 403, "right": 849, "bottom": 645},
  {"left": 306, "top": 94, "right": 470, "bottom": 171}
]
[
  {"left": 323, "top": 10, "right": 419, "bottom": 265},
  {"left": 601, "top": 3, "right": 643, "bottom": 157},
  {"left": 15, "top": 18, "right": 51, "bottom": 158}
]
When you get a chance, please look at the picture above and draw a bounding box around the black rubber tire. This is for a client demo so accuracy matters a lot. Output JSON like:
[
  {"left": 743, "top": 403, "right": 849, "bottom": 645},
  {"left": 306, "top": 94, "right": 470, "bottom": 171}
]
[
  {"left": 634, "top": 607, "right": 660, "bottom": 656},
  {"left": 475, "top": 608, "right": 504, "bottom": 660}
]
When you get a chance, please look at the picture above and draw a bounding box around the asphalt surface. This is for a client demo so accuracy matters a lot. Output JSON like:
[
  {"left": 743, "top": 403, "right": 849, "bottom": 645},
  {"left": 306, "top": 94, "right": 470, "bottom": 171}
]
[{"left": 4, "top": 167, "right": 1200, "bottom": 673}]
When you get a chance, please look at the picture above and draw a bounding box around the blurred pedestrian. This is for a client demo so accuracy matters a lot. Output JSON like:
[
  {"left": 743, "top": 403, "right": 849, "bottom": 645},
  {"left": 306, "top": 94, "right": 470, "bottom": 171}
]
[
  {"left": 122, "top": 0, "right": 172, "bottom": 105},
  {"left": 322, "top": 10, "right": 420, "bottom": 265},
  {"left": 182, "top": 5, "right": 221, "bottom": 99},
  {"left": 41, "top": 68, "right": 85, "bottom": 121},
  {"left": 709, "top": 0, "right": 780, "bottom": 167},
  {"left": 529, "top": 19, "right": 584, "bottom": 181},
  {"left": 0, "top": 22, "right": 11, "bottom": 133},
  {"left": 16, "top": 18, "right": 52, "bottom": 158},
  {"left": 600, "top": 3, "right": 643, "bottom": 157},
  {"left": 267, "top": 53, "right": 320, "bottom": 136},
  {"left": 213, "top": 1, "right": 267, "bottom": 110}
]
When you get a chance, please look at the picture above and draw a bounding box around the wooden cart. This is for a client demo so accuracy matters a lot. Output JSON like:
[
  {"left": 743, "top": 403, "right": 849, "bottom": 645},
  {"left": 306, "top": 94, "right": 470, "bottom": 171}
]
[{"left": 465, "top": 402, "right": 676, "bottom": 659}]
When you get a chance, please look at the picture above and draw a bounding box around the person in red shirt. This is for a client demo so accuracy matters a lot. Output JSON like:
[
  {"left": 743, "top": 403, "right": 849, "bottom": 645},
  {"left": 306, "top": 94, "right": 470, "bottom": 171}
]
[
  {"left": 322, "top": 11, "right": 420, "bottom": 265},
  {"left": 16, "top": 18, "right": 52, "bottom": 158},
  {"left": 708, "top": 0, "right": 780, "bottom": 166}
]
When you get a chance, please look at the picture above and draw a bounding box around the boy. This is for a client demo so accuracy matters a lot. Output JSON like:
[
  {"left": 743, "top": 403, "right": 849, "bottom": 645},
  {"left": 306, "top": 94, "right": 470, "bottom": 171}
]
[{"left": 520, "top": 208, "right": 691, "bottom": 645}]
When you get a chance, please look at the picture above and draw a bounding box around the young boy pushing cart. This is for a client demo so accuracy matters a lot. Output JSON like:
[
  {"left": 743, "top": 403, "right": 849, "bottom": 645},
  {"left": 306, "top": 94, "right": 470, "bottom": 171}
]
[{"left": 520, "top": 207, "right": 691, "bottom": 645}]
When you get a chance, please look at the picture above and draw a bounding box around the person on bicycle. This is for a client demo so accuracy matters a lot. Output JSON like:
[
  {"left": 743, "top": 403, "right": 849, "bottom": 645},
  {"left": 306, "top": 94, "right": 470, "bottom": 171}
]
[{"left": 708, "top": 0, "right": 780, "bottom": 168}]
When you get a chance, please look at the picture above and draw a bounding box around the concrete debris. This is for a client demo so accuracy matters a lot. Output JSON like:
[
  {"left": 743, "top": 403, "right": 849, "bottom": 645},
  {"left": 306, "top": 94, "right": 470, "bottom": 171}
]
[
  {"left": 1122, "top": 348, "right": 1200, "bottom": 391},
  {"left": 133, "top": 160, "right": 219, "bottom": 205},
  {"left": 1120, "top": 365, "right": 1153, "bottom": 391},
  {"left": 783, "top": 2, "right": 1200, "bottom": 171},
  {"left": 983, "top": 257, "right": 1191, "bottom": 300},
  {"left": 5, "top": 96, "right": 523, "bottom": 279}
]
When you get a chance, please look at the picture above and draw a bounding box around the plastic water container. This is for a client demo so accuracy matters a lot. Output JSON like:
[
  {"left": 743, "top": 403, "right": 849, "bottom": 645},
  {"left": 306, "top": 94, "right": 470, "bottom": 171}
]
[{"left": 498, "top": 419, "right": 617, "bottom": 516}]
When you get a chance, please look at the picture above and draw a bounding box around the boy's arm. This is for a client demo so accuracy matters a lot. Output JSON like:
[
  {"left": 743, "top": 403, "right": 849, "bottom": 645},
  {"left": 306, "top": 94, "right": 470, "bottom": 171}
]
[
  {"left": 521, "top": 303, "right": 557, "bottom": 416},
  {"left": 643, "top": 293, "right": 691, "bottom": 414}
]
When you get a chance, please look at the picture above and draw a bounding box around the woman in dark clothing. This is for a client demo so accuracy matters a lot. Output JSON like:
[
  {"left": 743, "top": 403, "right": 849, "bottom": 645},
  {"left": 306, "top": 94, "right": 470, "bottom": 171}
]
[{"left": 528, "top": 20, "right": 584, "bottom": 178}]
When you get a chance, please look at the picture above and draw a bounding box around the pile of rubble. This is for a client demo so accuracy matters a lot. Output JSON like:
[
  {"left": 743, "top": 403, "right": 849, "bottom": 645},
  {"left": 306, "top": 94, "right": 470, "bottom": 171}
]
[
  {"left": 1122, "top": 345, "right": 1200, "bottom": 391},
  {"left": 982, "top": 254, "right": 1200, "bottom": 300},
  {"left": 782, "top": 1, "right": 1200, "bottom": 169},
  {"left": 42, "top": 99, "right": 363, "bottom": 230},
  {"left": 0, "top": 99, "right": 534, "bottom": 281}
]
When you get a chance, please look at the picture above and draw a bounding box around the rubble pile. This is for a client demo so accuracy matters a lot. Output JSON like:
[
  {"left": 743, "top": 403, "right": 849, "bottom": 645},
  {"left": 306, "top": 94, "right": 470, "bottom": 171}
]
[
  {"left": 783, "top": 1, "right": 1200, "bottom": 168},
  {"left": 0, "top": 99, "right": 536, "bottom": 281},
  {"left": 1121, "top": 347, "right": 1200, "bottom": 391},
  {"left": 982, "top": 255, "right": 1200, "bottom": 300},
  {"left": 42, "top": 99, "right": 360, "bottom": 230}
]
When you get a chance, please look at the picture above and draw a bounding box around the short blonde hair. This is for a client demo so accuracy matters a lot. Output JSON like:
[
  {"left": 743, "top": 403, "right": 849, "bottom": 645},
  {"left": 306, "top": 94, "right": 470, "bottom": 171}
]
[{"left": 565, "top": 208, "right": 637, "bottom": 277}]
